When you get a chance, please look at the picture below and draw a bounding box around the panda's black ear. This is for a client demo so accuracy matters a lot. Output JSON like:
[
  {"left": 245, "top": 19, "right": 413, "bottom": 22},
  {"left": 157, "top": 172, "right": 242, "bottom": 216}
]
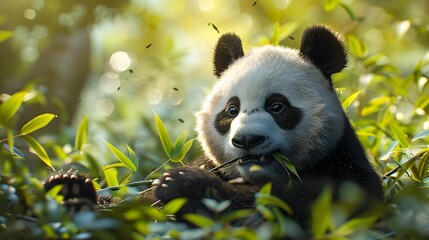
[
  {"left": 213, "top": 33, "right": 244, "bottom": 78},
  {"left": 299, "top": 25, "right": 347, "bottom": 79}
]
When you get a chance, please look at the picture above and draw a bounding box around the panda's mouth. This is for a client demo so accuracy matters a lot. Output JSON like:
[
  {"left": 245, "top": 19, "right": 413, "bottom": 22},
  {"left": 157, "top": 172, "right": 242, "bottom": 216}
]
[{"left": 241, "top": 154, "right": 273, "bottom": 166}]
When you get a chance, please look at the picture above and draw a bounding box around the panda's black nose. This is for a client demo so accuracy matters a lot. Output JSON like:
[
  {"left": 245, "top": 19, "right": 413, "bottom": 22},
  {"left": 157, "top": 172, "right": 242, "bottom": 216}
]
[{"left": 232, "top": 135, "right": 265, "bottom": 150}]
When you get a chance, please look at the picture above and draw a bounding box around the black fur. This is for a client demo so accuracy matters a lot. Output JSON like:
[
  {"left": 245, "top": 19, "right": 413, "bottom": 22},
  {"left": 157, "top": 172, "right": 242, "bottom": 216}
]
[
  {"left": 213, "top": 33, "right": 244, "bottom": 77},
  {"left": 214, "top": 96, "right": 240, "bottom": 135},
  {"left": 264, "top": 93, "right": 302, "bottom": 130},
  {"left": 299, "top": 25, "right": 347, "bottom": 80}
]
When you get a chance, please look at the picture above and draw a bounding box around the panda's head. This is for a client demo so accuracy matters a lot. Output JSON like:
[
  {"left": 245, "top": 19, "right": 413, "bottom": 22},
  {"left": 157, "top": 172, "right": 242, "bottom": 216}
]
[{"left": 196, "top": 25, "right": 347, "bottom": 185}]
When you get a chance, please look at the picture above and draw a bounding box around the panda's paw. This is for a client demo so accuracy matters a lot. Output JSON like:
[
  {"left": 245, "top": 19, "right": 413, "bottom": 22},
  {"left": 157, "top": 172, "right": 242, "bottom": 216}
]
[{"left": 153, "top": 167, "right": 225, "bottom": 203}]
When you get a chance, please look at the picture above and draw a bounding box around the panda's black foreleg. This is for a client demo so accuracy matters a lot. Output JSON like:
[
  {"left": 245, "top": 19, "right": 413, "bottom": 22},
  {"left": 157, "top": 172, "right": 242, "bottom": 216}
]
[{"left": 153, "top": 167, "right": 258, "bottom": 219}]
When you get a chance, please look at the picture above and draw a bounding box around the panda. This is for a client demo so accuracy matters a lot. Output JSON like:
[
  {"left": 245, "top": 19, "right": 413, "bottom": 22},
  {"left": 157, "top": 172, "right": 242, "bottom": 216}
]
[
  {"left": 43, "top": 25, "right": 383, "bottom": 229},
  {"left": 152, "top": 25, "right": 384, "bottom": 226}
]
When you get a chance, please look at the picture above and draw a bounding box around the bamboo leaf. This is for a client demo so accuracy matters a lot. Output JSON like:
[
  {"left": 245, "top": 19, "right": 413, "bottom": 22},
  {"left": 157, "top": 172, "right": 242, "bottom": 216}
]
[
  {"left": 412, "top": 130, "right": 429, "bottom": 142},
  {"left": 46, "top": 185, "right": 64, "bottom": 202},
  {"left": 256, "top": 205, "right": 274, "bottom": 220},
  {"left": 169, "top": 130, "right": 188, "bottom": 159},
  {"left": 274, "top": 153, "right": 301, "bottom": 180},
  {"left": 163, "top": 198, "right": 187, "bottom": 215},
  {"left": 259, "top": 182, "right": 272, "bottom": 195},
  {"left": 171, "top": 130, "right": 188, "bottom": 157},
  {"left": 311, "top": 187, "right": 332, "bottom": 238},
  {"left": 271, "top": 21, "right": 299, "bottom": 44},
  {"left": 183, "top": 213, "right": 215, "bottom": 228},
  {"left": 389, "top": 123, "right": 409, "bottom": 148},
  {"left": 104, "top": 168, "right": 119, "bottom": 187},
  {"left": 332, "top": 215, "right": 379, "bottom": 237},
  {"left": 347, "top": 35, "right": 365, "bottom": 58},
  {"left": 0, "top": 91, "right": 26, "bottom": 128},
  {"left": 171, "top": 139, "right": 193, "bottom": 162},
  {"left": 105, "top": 141, "right": 137, "bottom": 172},
  {"left": 342, "top": 90, "right": 361, "bottom": 109},
  {"left": 418, "top": 151, "right": 429, "bottom": 180},
  {"left": 24, "top": 135, "right": 54, "bottom": 170},
  {"left": 256, "top": 193, "right": 292, "bottom": 214},
  {"left": 324, "top": 0, "right": 340, "bottom": 11},
  {"left": 20, "top": 113, "right": 56, "bottom": 135},
  {"left": 75, "top": 115, "right": 88, "bottom": 151},
  {"left": 219, "top": 209, "right": 254, "bottom": 223},
  {"left": 102, "top": 163, "right": 127, "bottom": 171},
  {"left": 104, "top": 141, "right": 137, "bottom": 172},
  {"left": 397, "top": 156, "right": 419, "bottom": 179},
  {"left": 2, "top": 143, "right": 25, "bottom": 160},
  {"left": 153, "top": 111, "right": 172, "bottom": 158},
  {"left": 127, "top": 145, "right": 139, "bottom": 170}
]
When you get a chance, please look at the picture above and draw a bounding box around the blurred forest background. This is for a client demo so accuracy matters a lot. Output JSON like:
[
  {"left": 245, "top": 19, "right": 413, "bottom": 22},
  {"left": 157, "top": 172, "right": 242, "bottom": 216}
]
[{"left": 1, "top": 0, "right": 429, "bottom": 239}]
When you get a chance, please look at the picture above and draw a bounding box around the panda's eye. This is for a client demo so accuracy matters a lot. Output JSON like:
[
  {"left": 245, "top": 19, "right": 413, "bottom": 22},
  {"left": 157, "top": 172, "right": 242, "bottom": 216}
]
[
  {"left": 270, "top": 103, "right": 285, "bottom": 114},
  {"left": 227, "top": 105, "right": 239, "bottom": 117}
]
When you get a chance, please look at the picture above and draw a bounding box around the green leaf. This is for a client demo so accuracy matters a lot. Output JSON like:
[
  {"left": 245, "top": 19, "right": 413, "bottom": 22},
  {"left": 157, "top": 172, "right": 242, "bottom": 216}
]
[
  {"left": 104, "top": 141, "right": 137, "bottom": 172},
  {"left": 104, "top": 168, "right": 119, "bottom": 187},
  {"left": 127, "top": 145, "right": 139, "bottom": 170},
  {"left": 256, "top": 205, "right": 274, "bottom": 220},
  {"left": 170, "top": 130, "right": 188, "bottom": 158},
  {"left": 219, "top": 209, "right": 254, "bottom": 223},
  {"left": 324, "top": 0, "right": 340, "bottom": 11},
  {"left": 171, "top": 139, "right": 194, "bottom": 162},
  {"left": 153, "top": 111, "right": 172, "bottom": 158},
  {"left": 0, "top": 91, "right": 26, "bottom": 128},
  {"left": 20, "top": 113, "right": 56, "bottom": 135},
  {"left": 256, "top": 193, "right": 292, "bottom": 214},
  {"left": 259, "top": 182, "right": 272, "bottom": 194},
  {"left": 75, "top": 115, "right": 88, "bottom": 151},
  {"left": 163, "top": 198, "right": 187, "bottom": 215},
  {"left": 418, "top": 152, "right": 429, "bottom": 180},
  {"left": 332, "top": 215, "right": 379, "bottom": 237},
  {"left": 46, "top": 185, "right": 64, "bottom": 202},
  {"left": 347, "top": 35, "right": 365, "bottom": 58},
  {"left": 339, "top": 2, "right": 358, "bottom": 21},
  {"left": 271, "top": 21, "right": 299, "bottom": 44},
  {"left": 0, "top": 30, "right": 13, "bottom": 43},
  {"left": 102, "top": 163, "right": 127, "bottom": 171},
  {"left": 412, "top": 130, "right": 429, "bottom": 142},
  {"left": 183, "top": 213, "right": 215, "bottom": 228},
  {"left": 24, "top": 135, "right": 54, "bottom": 170},
  {"left": 311, "top": 187, "right": 332, "bottom": 238},
  {"left": 342, "top": 90, "right": 361, "bottom": 109},
  {"left": 389, "top": 123, "right": 409, "bottom": 148},
  {"left": 396, "top": 156, "right": 419, "bottom": 180},
  {"left": 274, "top": 153, "right": 301, "bottom": 181},
  {"left": 2, "top": 143, "right": 25, "bottom": 160}
]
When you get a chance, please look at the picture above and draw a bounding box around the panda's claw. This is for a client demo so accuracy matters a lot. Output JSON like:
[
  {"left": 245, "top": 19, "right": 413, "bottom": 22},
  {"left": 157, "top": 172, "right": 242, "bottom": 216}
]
[{"left": 152, "top": 179, "right": 160, "bottom": 187}]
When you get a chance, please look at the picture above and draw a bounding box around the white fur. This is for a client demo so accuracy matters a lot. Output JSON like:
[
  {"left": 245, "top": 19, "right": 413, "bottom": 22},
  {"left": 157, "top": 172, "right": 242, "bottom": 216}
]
[{"left": 196, "top": 45, "right": 345, "bottom": 180}]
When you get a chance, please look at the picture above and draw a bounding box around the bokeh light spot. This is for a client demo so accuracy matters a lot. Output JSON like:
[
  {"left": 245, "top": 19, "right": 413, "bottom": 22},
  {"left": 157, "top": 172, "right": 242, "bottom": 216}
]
[
  {"left": 110, "top": 51, "right": 132, "bottom": 72},
  {"left": 99, "top": 72, "right": 121, "bottom": 94},
  {"left": 199, "top": 0, "right": 214, "bottom": 11},
  {"left": 96, "top": 99, "right": 115, "bottom": 117},
  {"left": 148, "top": 89, "right": 163, "bottom": 105},
  {"left": 24, "top": 9, "right": 36, "bottom": 20}
]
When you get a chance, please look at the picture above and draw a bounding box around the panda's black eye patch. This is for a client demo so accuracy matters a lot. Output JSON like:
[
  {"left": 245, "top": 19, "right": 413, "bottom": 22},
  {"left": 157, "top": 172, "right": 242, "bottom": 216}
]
[
  {"left": 215, "top": 97, "right": 240, "bottom": 135},
  {"left": 265, "top": 93, "right": 302, "bottom": 130}
]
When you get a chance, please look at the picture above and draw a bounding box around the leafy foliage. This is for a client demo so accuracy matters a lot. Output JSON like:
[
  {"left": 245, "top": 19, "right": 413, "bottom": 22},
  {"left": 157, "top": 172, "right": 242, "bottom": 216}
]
[{"left": 1, "top": 0, "right": 429, "bottom": 239}]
